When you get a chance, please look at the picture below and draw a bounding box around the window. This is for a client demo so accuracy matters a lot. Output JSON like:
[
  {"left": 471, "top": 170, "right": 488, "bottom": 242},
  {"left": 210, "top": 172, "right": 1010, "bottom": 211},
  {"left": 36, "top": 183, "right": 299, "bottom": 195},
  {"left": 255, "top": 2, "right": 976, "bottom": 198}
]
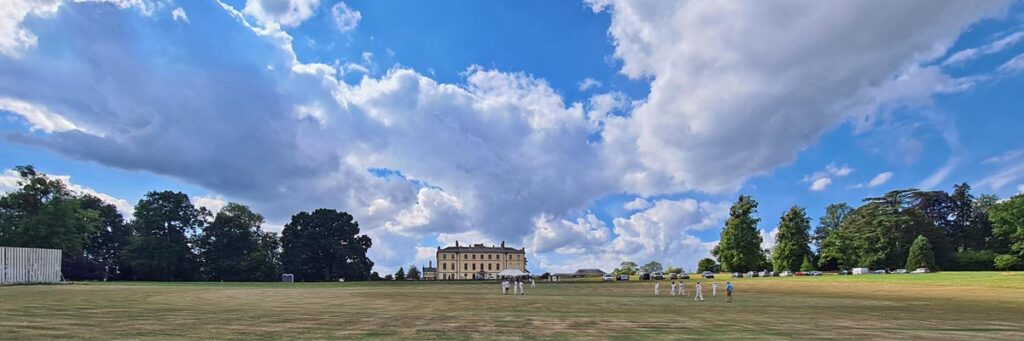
[
  {"left": 443, "top": 263, "right": 447, "bottom": 270},
  {"left": 442, "top": 254, "right": 446, "bottom": 259},
  {"left": 472, "top": 254, "right": 476, "bottom": 260},
  {"left": 464, "top": 254, "right": 467, "bottom": 259},
  {"left": 488, "top": 254, "right": 492, "bottom": 259},
  {"left": 472, "top": 263, "right": 476, "bottom": 270},
  {"left": 488, "top": 264, "right": 492, "bottom": 270}
]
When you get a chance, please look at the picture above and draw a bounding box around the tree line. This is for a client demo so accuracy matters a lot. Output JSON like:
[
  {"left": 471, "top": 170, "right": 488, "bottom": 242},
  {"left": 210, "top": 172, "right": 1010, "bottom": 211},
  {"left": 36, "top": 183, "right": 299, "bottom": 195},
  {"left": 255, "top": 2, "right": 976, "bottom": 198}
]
[
  {"left": 713, "top": 184, "right": 1024, "bottom": 272},
  {"left": 0, "top": 166, "right": 373, "bottom": 282}
]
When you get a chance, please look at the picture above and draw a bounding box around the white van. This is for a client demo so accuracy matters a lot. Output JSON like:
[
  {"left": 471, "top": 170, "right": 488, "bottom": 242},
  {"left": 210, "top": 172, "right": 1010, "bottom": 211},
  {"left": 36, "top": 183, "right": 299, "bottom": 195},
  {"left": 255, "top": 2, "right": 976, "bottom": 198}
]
[{"left": 852, "top": 267, "right": 870, "bottom": 275}]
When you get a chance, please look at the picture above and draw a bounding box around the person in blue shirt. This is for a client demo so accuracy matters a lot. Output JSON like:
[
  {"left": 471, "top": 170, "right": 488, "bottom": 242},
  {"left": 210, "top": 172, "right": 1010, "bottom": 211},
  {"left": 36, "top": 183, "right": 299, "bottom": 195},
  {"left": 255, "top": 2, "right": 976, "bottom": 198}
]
[{"left": 726, "top": 281, "right": 734, "bottom": 303}]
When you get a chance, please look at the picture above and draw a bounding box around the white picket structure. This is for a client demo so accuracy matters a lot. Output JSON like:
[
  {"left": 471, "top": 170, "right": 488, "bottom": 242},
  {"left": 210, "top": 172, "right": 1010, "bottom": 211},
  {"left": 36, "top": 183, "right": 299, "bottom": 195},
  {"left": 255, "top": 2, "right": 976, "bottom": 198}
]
[{"left": 0, "top": 246, "right": 62, "bottom": 284}]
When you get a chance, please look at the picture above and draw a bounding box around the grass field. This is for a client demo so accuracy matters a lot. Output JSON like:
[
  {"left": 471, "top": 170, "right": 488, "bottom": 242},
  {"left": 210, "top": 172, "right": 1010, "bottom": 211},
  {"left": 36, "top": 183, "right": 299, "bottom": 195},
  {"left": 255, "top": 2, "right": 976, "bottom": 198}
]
[{"left": 2, "top": 272, "right": 1022, "bottom": 340}]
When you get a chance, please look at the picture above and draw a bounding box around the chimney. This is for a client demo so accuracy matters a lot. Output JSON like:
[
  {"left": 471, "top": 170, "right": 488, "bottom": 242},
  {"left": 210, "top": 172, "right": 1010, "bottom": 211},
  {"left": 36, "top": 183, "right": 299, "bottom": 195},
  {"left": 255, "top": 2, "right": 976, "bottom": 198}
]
[
  {"left": 501, "top": 241, "right": 505, "bottom": 248},
  {"left": 455, "top": 240, "right": 459, "bottom": 247},
  {"left": 429, "top": 260, "right": 433, "bottom": 268}
]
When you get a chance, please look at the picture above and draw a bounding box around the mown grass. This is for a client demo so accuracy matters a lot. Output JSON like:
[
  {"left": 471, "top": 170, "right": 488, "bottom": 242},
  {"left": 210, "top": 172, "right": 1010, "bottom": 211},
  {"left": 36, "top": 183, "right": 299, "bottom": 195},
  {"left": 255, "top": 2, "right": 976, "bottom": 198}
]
[{"left": 1, "top": 272, "right": 1022, "bottom": 340}]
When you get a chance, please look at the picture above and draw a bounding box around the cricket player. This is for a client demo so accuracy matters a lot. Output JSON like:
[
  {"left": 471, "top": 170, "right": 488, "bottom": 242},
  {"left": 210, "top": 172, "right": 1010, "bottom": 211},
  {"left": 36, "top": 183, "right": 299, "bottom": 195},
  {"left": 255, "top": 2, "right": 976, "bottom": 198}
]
[
  {"left": 726, "top": 281, "right": 734, "bottom": 303},
  {"left": 670, "top": 281, "right": 677, "bottom": 296},
  {"left": 694, "top": 281, "right": 704, "bottom": 301},
  {"left": 502, "top": 279, "right": 509, "bottom": 295},
  {"left": 712, "top": 281, "right": 718, "bottom": 297},
  {"left": 517, "top": 280, "right": 525, "bottom": 295},
  {"left": 678, "top": 281, "right": 687, "bottom": 297},
  {"left": 530, "top": 278, "right": 536, "bottom": 288},
  {"left": 654, "top": 281, "right": 661, "bottom": 295}
]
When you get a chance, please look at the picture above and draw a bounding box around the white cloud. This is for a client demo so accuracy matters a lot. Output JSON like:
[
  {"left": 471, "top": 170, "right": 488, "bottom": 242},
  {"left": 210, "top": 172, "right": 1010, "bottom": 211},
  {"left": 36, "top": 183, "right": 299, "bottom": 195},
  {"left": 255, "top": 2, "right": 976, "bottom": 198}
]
[
  {"left": 591, "top": 0, "right": 1010, "bottom": 195},
  {"left": 193, "top": 194, "right": 228, "bottom": 214},
  {"left": 1017, "top": 184, "right": 1024, "bottom": 194},
  {"left": 171, "top": 7, "right": 189, "bottom": 23},
  {"left": 623, "top": 197, "right": 652, "bottom": 211},
  {"left": 919, "top": 157, "right": 961, "bottom": 190},
  {"left": 243, "top": 0, "right": 321, "bottom": 28},
  {"left": 978, "top": 149, "right": 1024, "bottom": 191},
  {"left": 331, "top": 1, "right": 360, "bottom": 32},
  {"left": 868, "top": 171, "right": 894, "bottom": 188},
  {"left": 0, "top": 97, "right": 82, "bottom": 133},
  {"left": 998, "top": 52, "right": 1024, "bottom": 74},
  {"left": 943, "top": 31, "right": 1023, "bottom": 66},
  {"left": 578, "top": 77, "right": 602, "bottom": 91},
  {"left": 809, "top": 178, "right": 832, "bottom": 191},
  {"left": 760, "top": 227, "right": 778, "bottom": 253}
]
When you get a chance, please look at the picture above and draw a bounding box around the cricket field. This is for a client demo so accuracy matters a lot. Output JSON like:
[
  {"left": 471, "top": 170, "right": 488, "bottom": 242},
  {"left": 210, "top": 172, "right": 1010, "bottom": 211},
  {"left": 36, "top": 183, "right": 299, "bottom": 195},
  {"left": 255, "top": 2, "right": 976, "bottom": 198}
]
[{"left": 1, "top": 272, "right": 1022, "bottom": 340}]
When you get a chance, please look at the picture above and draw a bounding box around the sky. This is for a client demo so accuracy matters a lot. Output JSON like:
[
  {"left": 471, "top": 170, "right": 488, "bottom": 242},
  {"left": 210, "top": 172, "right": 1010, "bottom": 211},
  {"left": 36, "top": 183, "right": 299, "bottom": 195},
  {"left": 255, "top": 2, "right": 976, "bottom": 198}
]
[{"left": 2, "top": 0, "right": 1024, "bottom": 274}]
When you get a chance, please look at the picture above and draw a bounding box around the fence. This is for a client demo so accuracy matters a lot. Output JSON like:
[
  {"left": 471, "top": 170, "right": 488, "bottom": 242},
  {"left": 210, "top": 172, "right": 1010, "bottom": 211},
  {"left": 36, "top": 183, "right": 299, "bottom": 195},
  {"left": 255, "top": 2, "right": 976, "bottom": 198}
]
[{"left": 0, "top": 246, "right": 62, "bottom": 284}]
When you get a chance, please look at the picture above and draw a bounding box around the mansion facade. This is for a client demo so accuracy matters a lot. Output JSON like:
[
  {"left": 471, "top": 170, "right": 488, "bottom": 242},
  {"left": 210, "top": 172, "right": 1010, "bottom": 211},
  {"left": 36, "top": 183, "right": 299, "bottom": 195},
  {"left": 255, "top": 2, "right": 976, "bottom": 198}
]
[{"left": 428, "top": 241, "right": 527, "bottom": 280}]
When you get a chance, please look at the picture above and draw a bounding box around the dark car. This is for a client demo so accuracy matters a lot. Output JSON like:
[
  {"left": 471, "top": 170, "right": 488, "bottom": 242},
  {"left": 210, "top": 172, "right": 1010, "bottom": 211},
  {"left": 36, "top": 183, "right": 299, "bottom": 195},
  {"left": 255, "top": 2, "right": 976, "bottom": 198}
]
[
  {"left": 838, "top": 270, "right": 851, "bottom": 276},
  {"left": 639, "top": 272, "right": 651, "bottom": 280},
  {"left": 702, "top": 271, "right": 714, "bottom": 279},
  {"left": 679, "top": 272, "right": 690, "bottom": 280}
]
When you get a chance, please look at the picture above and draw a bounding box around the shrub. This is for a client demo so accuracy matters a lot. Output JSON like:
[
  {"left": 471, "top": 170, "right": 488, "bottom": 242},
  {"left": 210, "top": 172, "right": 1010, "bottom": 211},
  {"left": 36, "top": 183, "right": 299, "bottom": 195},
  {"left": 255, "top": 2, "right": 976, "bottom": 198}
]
[
  {"left": 952, "top": 250, "right": 996, "bottom": 271},
  {"left": 994, "top": 254, "right": 1022, "bottom": 271},
  {"left": 906, "top": 235, "right": 936, "bottom": 271}
]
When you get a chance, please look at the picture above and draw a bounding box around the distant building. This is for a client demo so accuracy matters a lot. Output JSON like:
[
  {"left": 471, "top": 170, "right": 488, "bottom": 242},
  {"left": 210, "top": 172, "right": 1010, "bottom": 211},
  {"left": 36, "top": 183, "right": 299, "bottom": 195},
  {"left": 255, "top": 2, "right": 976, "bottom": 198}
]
[
  {"left": 422, "top": 261, "right": 437, "bottom": 281},
  {"left": 436, "top": 241, "right": 526, "bottom": 280},
  {"left": 573, "top": 269, "right": 607, "bottom": 277}
]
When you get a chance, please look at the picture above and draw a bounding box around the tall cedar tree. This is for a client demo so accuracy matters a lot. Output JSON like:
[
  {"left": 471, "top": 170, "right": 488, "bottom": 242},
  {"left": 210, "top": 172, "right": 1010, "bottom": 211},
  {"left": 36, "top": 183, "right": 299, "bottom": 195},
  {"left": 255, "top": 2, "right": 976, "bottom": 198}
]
[
  {"left": 197, "top": 203, "right": 281, "bottom": 281},
  {"left": 281, "top": 209, "right": 373, "bottom": 281},
  {"left": 394, "top": 267, "right": 406, "bottom": 280},
  {"left": 772, "top": 206, "right": 813, "bottom": 272},
  {"left": 906, "top": 235, "right": 936, "bottom": 270},
  {"left": 125, "top": 191, "right": 205, "bottom": 281},
  {"left": 713, "top": 195, "right": 766, "bottom": 272},
  {"left": 814, "top": 203, "right": 852, "bottom": 249},
  {"left": 407, "top": 266, "right": 420, "bottom": 280}
]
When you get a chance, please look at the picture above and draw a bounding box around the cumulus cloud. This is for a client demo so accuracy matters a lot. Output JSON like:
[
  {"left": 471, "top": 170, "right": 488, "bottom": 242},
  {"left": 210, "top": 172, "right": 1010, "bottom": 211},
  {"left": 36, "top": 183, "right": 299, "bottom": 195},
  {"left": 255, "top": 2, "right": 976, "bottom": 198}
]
[
  {"left": 809, "top": 178, "right": 832, "bottom": 192},
  {"left": 868, "top": 171, "right": 894, "bottom": 188},
  {"left": 244, "top": 0, "right": 321, "bottom": 28},
  {"left": 578, "top": 77, "right": 601, "bottom": 91},
  {"left": 623, "top": 197, "right": 652, "bottom": 211},
  {"left": 590, "top": 0, "right": 1010, "bottom": 195},
  {"left": 331, "top": 1, "right": 360, "bottom": 32},
  {"left": 171, "top": 7, "right": 189, "bottom": 23},
  {"left": 193, "top": 194, "right": 228, "bottom": 213}
]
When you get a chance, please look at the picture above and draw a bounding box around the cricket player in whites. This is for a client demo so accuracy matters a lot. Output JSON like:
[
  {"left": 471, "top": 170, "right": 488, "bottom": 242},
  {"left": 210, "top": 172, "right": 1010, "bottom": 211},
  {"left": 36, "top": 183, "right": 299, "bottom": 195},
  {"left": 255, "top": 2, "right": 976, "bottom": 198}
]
[
  {"left": 654, "top": 281, "right": 661, "bottom": 295},
  {"left": 517, "top": 279, "right": 525, "bottom": 295},
  {"left": 694, "top": 281, "right": 705, "bottom": 301},
  {"left": 712, "top": 281, "right": 718, "bottom": 297},
  {"left": 670, "top": 281, "right": 677, "bottom": 296}
]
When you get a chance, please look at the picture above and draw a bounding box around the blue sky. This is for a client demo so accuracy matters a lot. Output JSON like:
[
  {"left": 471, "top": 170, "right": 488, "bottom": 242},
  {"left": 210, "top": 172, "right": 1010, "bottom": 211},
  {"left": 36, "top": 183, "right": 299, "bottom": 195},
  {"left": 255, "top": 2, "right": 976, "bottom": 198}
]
[{"left": 2, "top": 0, "right": 1023, "bottom": 273}]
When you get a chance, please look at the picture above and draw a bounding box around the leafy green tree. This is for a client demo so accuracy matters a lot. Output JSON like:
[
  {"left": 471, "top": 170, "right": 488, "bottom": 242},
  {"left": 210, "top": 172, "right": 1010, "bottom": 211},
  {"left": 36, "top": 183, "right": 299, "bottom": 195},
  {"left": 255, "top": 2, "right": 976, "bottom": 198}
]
[
  {"left": 697, "top": 258, "right": 719, "bottom": 272},
  {"left": 78, "top": 195, "right": 133, "bottom": 280},
  {"left": 713, "top": 195, "right": 766, "bottom": 272},
  {"left": 948, "top": 183, "right": 977, "bottom": 250},
  {"left": 197, "top": 203, "right": 281, "bottom": 281},
  {"left": 394, "top": 267, "right": 406, "bottom": 281},
  {"left": 407, "top": 265, "right": 420, "bottom": 280},
  {"left": 384, "top": 274, "right": 394, "bottom": 281},
  {"left": 124, "top": 191, "right": 206, "bottom": 281},
  {"left": 993, "top": 254, "right": 1021, "bottom": 270},
  {"left": 280, "top": 209, "right": 373, "bottom": 281},
  {"left": 640, "top": 261, "right": 663, "bottom": 273},
  {"left": 814, "top": 203, "right": 852, "bottom": 249},
  {"left": 990, "top": 194, "right": 1024, "bottom": 259},
  {"left": 665, "top": 266, "right": 682, "bottom": 274},
  {"left": 772, "top": 206, "right": 813, "bottom": 272},
  {"left": 952, "top": 250, "right": 995, "bottom": 271},
  {"left": 613, "top": 261, "right": 638, "bottom": 275},
  {"left": 369, "top": 271, "right": 382, "bottom": 281},
  {"left": 906, "top": 235, "right": 936, "bottom": 270},
  {"left": 0, "top": 166, "right": 104, "bottom": 280},
  {"left": 799, "top": 255, "right": 815, "bottom": 272}
]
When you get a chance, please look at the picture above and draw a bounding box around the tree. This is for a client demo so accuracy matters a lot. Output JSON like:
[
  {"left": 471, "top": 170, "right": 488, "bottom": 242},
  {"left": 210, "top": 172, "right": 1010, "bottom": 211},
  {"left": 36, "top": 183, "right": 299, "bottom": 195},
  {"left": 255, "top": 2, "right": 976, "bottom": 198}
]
[
  {"left": 124, "top": 191, "right": 206, "bottom": 281},
  {"left": 384, "top": 274, "right": 394, "bottom": 281},
  {"left": 280, "top": 209, "right": 374, "bottom": 281},
  {"left": 990, "top": 194, "right": 1024, "bottom": 259},
  {"left": 799, "top": 255, "right": 815, "bottom": 272},
  {"left": 697, "top": 258, "right": 719, "bottom": 273},
  {"left": 394, "top": 267, "right": 406, "bottom": 281},
  {"left": 613, "top": 261, "right": 638, "bottom": 275},
  {"left": 78, "top": 195, "right": 133, "bottom": 280},
  {"left": 640, "top": 261, "right": 663, "bottom": 273},
  {"left": 197, "top": 203, "right": 281, "bottom": 281},
  {"left": 993, "top": 254, "right": 1021, "bottom": 270},
  {"left": 772, "top": 206, "right": 813, "bottom": 272},
  {"left": 369, "top": 271, "right": 382, "bottom": 281},
  {"left": 665, "top": 266, "right": 682, "bottom": 274},
  {"left": 0, "top": 166, "right": 101, "bottom": 280},
  {"left": 713, "top": 195, "right": 766, "bottom": 272},
  {"left": 407, "top": 265, "right": 420, "bottom": 280},
  {"left": 906, "top": 235, "right": 936, "bottom": 270},
  {"left": 948, "top": 183, "right": 976, "bottom": 250},
  {"left": 814, "top": 203, "right": 852, "bottom": 249}
]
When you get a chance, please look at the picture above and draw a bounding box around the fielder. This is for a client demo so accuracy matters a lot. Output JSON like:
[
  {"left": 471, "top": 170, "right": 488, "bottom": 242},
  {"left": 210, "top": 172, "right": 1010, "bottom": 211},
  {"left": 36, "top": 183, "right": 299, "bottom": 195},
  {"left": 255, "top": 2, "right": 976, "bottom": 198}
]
[
  {"left": 530, "top": 278, "right": 536, "bottom": 288},
  {"left": 654, "top": 281, "right": 661, "bottom": 295},
  {"left": 670, "top": 281, "right": 677, "bottom": 296},
  {"left": 678, "top": 281, "right": 687, "bottom": 297},
  {"left": 712, "top": 281, "right": 718, "bottom": 297},
  {"left": 694, "top": 281, "right": 704, "bottom": 301}
]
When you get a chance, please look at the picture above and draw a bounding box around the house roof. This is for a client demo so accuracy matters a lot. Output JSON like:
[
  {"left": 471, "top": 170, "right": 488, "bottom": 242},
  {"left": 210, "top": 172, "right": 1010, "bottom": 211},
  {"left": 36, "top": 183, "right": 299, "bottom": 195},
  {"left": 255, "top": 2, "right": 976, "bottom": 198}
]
[
  {"left": 438, "top": 243, "right": 525, "bottom": 254},
  {"left": 574, "top": 269, "right": 607, "bottom": 275}
]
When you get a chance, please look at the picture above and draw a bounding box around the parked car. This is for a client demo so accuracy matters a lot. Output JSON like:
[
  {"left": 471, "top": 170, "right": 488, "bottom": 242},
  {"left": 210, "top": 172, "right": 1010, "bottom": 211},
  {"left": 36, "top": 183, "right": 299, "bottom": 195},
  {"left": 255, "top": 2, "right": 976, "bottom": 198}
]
[
  {"left": 893, "top": 269, "right": 908, "bottom": 274},
  {"left": 701, "top": 271, "right": 714, "bottom": 279},
  {"left": 749, "top": 271, "right": 759, "bottom": 278},
  {"left": 639, "top": 272, "right": 651, "bottom": 280},
  {"left": 602, "top": 274, "right": 614, "bottom": 281},
  {"left": 668, "top": 273, "right": 678, "bottom": 280},
  {"left": 912, "top": 268, "right": 931, "bottom": 274},
  {"left": 809, "top": 271, "right": 823, "bottom": 276},
  {"left": 617, "top": 274, "right": 629, "bottom": 281},
  {"left": 758, "top": 270, "right": 770, "bottom": 277},
  {"left": 779, "top": 271, "right": 794, "bottom": 277},
  {"left": 732, "top": 272, "right": 743, "bottom": 279},
  {"left": 652, "top": 272, "right": 665, "bottom": 280},
  {"left": 872, "top": 269, "right": 887, "bottom": 275},
  {"left": 838, "top": 269, "right": 851, "bottom": 276},
  {"left": 679, "top": 272, "right": 690, "bottom": 280}
]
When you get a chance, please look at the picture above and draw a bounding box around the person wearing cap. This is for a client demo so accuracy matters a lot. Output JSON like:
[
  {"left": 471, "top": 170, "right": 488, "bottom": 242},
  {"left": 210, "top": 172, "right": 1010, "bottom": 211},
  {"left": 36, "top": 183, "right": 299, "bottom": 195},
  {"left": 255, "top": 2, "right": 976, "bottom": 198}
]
[
  {"left": 694, "top": 281, "right": 705, "bottom": 301},
  {"left": 726, "top": 281, "right": 734, "bottom": 303}
]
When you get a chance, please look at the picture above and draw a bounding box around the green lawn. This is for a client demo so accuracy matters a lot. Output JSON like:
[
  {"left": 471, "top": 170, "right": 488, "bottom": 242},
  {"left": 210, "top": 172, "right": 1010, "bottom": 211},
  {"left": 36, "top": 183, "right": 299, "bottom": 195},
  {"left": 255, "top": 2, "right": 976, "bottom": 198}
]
[{"left": 2, "top": 272, "right": 1022, "bottom": 340}]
